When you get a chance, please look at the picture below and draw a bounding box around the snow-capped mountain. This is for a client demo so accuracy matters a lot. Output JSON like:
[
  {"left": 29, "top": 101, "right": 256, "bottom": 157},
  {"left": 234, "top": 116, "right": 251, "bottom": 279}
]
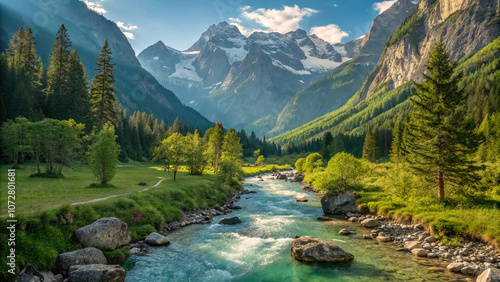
[{"left": 138, "top": 21, "right": 361, "bottom": 134}]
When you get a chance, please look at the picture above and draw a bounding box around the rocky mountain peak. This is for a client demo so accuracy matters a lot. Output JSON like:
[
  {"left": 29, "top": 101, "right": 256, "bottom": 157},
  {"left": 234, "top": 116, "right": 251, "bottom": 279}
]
[{"left": 187, "top": 21, "right": 246, "bottom": 52}]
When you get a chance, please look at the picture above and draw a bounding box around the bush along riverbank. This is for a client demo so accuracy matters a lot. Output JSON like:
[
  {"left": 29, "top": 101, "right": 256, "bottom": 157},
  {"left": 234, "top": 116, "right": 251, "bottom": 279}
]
[
  {"left": 295, "top": 171, "right": 500, "bottom": 280},
  {"left": 0, "top": 173, "right": 245, "bottom": 282}
]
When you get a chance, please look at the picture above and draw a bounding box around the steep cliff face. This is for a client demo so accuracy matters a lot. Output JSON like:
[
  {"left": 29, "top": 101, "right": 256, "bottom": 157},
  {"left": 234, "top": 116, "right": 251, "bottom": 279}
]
[
  {"left": 357, "top": 0, "right": 500, "bottom": 101},
  {"left": 269, "top": 0, "right": 418, "bottom": 137}
]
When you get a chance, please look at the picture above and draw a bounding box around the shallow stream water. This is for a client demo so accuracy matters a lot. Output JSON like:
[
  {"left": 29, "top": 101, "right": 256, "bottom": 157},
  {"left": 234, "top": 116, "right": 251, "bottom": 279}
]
[{"left": 125, "top": 174, "right": 466, "bottom": 281}]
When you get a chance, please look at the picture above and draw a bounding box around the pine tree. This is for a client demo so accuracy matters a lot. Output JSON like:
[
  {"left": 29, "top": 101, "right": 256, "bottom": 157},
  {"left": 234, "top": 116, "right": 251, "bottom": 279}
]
[
  {"left": 67, "top": 50, "right": 89, "bottom": 123},
  {"left": 46, "top": 24, "right": 72, "bottom": 119},
  {"left": 208, "top": 122, "right": 224, "bottom": 172},
  {"left": 222, "top": 129, "right": 243, "bottom": 162},
  {"left": 362, "top": 128, "right": 378, "bottom": 162},
  {"left": 89, "top": 40, "right": 118, "bottom": 131},
  {"left": 406, "top": 42, "right": 482, "bottom": 201}
]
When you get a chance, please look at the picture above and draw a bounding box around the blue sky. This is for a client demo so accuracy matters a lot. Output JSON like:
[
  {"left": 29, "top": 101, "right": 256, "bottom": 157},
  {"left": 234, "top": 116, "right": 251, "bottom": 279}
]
[{"left": 81, "top": 0, "right": 398, "bottom": 53}]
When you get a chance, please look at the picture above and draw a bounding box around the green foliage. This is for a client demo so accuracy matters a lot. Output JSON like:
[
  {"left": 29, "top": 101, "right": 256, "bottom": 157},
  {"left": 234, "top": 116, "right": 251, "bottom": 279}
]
[
  {"left": 313, "top": 152, "right": 368, "bottom": 195},
  {"left": 130, "top": 224, "right": 156, "bottom": 242},
  {"left": 207, "top": 122, "right": 224, "bottom": 172},
  {"left": 294, "top": 158, "right": 305, "bottom": 172},
  {"left": 154, "top": 132, "right": 185, "bottom": 181},
  {"left": 89, "top": 40, "right": 118, "bottom": 131},
  {"left": 406, "top": 42, "right": 482, "bottom": 201},
  {"left": 185, "top": 130, "right": 208, "bottom": 175},
  {"left": 103, "top": 247, "right": 130, "bottom": 264},
  {"left": 385, "top": 9, "right": 425, "bottom": 48},
  {"left": 303, "top": 153, "right": 324, "bottom": 174},
  {"left": 362, "top": 128, "right": 378, "bottom": 162},
  {"left": 430, "top": 219, "right": 467, "bottom": 237},
  {"left": 255, "top": 155, "right": 265, "bottom": 166},
  {"left": 88, "top": 123, "right": 120, "bottom": 184}
]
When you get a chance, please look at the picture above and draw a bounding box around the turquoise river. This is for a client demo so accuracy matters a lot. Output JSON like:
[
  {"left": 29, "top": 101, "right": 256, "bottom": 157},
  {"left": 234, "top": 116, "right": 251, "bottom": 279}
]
[{"left": 124, "top": 173, "right": 466, "bottom": 281}]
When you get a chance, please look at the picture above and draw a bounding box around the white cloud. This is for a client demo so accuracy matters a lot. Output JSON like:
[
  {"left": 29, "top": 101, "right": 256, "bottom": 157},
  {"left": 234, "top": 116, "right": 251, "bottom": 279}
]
[
  {"left": 122, "top": 32, "right": 135, "bottom": 40},
  {"left": 234, "top": 5, "right": 317, "bottom": 35},
  {"left": 373, "top": 0, "right": 397, "bottom": 15},
  {"left": 310, "top": 24, "right": 348, "bottom": 44},
  {"left": 116, "top": 21, "right": 138, "bottom": 31},
  {"left": 81, "top": 0, "right": 107, "bottom": 15},
  {"left": 228, "top": 17, "right": 241, "bottom": 23}
]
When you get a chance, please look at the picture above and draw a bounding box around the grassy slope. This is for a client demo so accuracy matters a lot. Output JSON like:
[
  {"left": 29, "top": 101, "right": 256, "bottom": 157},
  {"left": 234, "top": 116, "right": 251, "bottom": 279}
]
[
  {"left": 0, "top": 159, "right": 296, "bottom": 280},
  {"left": 272, "top": 35, "right": 500, "bottom": 145},
  {"left": 356, "top": 163, "right": 500, "bottom": 247}
]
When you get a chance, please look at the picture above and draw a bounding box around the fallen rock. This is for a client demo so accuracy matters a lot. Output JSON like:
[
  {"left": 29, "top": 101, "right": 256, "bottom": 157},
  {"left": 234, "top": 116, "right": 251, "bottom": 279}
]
[
  {"left": 360, "top": 219, "right": 379, "bottom": 228},
  {"left": 296, "top": 198, "right": 308, "bottom": 202},
  {"left": 348, "top": 217, "right": 358, "bottom": 222},
  {"left": 74, "top": 217, "right": 131, "bottom": 250},
  {"left": 339, "top": 229, "right": 350, "bottom": 235},
  {"left": 447, "top": 262, "right": 464, "bottom": 272},
  {"left": 476, "top": 268, "right": 500, "bottom": 282},
  {"left": 320, "top": 191, "right": 358, "bottom": 215},
  {"left": 57, "top": 247, "right": 107, "bottom": 276},
  {"left": 376, "top": 236, "right": 391, "bottom": 242},
  {"left": 17, "top": 264, "right": 44, "bottom": 282},
  {"left": 461, "top": 265, "right": 478, "bottom": 276},
  {"left": 411, "top": 248, "right": 428, "bottom": 257},
  {"left": 145, "top": 232, "right": 170, "bottom": 246},
  {"left": 405, "top": 241, "right": 422, "bottom": 251},
  {"left": 424, "top": 236, "right": 437, "bottom": 243},
  {"left": 363, "top": 234, "right": 373, "bottom": 239},
  {"left": 68, "top": 264, "right": 125, "bottom": 282},
  {"left": 427, "top": 253, "right": 439, "bottom": 258},
  {"left": 317, "top": 216, "right": 332, "bottom": 221},
  {"left": 276, "top": 174, "right": 288, "bottom": 180},
  {"left": 230, "top": 205, "right": 242, "bottom": 209},
  {"left": 41, "top": 271, "right": 63, "bottom": 282},
  {"left": 219, "top": 217, "right": 242, "bottom": 225},
  {"left": 291, "top": 236, "right": 354, "bottom": 263},
  {"left": 396, "top": 247, "right": 409, "bottom": 252}
]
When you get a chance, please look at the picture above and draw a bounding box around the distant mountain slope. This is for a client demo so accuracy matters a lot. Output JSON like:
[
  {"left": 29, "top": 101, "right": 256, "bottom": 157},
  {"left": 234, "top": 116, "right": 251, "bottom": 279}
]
[
  {"left": 138, "top": 22, "right": 361, "bottom": 134},
  {"left": 272, "top": 0, "right": 500, "bottom": 145},
  {"left": 269, "top": 0, "right": 418, "bottom": 137},
  {"left": 0, "top": 0, "right": 213, "bottom": 129}
]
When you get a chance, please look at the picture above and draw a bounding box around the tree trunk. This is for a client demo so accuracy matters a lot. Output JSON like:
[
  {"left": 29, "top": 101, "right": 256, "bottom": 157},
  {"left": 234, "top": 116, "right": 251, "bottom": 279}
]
[
  {"left": 437, "top": 168, "right": 445, "bottom": 201},
  {"left": 173, "top": 170, "right": 177, "bottom": 181}
]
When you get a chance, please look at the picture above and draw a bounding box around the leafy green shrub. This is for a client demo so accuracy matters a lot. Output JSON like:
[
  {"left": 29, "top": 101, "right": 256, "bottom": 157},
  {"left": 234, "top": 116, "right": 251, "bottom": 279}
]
[
  {"left": 295, "top": 158, "right": 305, "bottom": 172},
  {"left": 313, "top": 152, "right": 368, "bottom": 195},
  {"left": 103, "top": 246, "right": 130, "bottom": 264},
  {"left": 430, "top": 219, "right": 467, "bottom": 237}
]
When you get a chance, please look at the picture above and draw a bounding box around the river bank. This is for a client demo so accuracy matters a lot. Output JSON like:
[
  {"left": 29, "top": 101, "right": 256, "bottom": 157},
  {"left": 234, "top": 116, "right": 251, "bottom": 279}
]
[
  {"left": 296, "top": 171, "right": 500, "bottom": 280},
  {"left": 125, "top": 173, "right": 474, "bottom": 281}
]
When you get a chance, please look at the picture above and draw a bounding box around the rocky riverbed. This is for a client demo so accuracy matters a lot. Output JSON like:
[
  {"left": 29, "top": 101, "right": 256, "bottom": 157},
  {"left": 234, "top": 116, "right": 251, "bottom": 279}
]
[{"left": 340, "top": 212, "right": 500, "bottom": 278}]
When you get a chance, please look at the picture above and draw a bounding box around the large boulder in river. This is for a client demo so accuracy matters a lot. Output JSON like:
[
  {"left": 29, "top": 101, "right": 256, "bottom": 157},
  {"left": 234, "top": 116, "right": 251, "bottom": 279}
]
[
  {"left": 477, "top": 268, "right": 500, "bottom": 282},
  {"left": 74, "top": 217, "right": 131, "bottom": 250},
  {"left": 291, "top": 236, "right": 354, "bottom": 263},
  {"left": 57, "top": 247, "right": 107, "bottom": 276},
  {"left": 320, "top": 191, "right": 358, "bottom": 215},
  {"left": 68, "top": 264, "right": 125, "bottom": 282},
  {"left": 219, "top": 217, "right": 242, "bottom": 225},
  {"left": 145, "top": 232, "right": 170, "bottom": 246}
]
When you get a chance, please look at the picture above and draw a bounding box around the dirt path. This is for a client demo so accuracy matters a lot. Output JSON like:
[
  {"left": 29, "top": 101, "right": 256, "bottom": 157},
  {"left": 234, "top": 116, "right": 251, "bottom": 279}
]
[{"left": 71, "top": 178, "right": 168, "bottom": 206}]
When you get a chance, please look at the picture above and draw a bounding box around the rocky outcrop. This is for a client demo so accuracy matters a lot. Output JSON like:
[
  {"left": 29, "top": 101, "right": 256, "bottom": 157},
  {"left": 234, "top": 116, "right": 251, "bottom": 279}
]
[
  {"left": 218, "top": 217, "right": 242, "bottom": 225},
  {"left": 17, "top": 264, "right": 44, "bottom": 282},
  {"left": 57, "top": 247, "right": 107, "bottom": 276},
  {"left": 357, "top": 0, "right": 500, "bottom": 101},
  {"left": 316, "top": 216, "right": 332, "bottom": 221},
  {"left": 291, "top": 236, "right": 354, "bottom": 263},
  {"left": 339, "top": 229, "right": 350, "bottom": 235},
  {"left": 67, "top": 264, "right": 126, "bottom": 282},
  {"left": 296, "top": 198, "right": 308, "bottom": 202},
  {"left": 145, "top": 232, "right": 170, "bottom": 246},
  {"left": 74, "top": 217, "right": 131, "bottom": 251},
  {"left": 320, "top": 191, "right": 358, "bottom": 215}
]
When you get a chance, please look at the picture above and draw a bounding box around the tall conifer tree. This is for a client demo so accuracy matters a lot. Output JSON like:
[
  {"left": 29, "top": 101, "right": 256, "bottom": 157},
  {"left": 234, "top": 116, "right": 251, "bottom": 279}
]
[
  {"left": 89, "top": 40, "right": 118, "bottom": 131},
  {"left": 406, "top": 42, "right": 482, "bottom": 201}
]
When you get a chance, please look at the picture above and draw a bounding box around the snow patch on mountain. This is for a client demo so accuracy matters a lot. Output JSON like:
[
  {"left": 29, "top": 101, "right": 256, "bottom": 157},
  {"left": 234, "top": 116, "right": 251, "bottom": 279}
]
[
  {"left": 220, "top": 46, "right": 248, "bottom": 64},
  {"left": 272, "top": 59, "right": 311, "bottom": 75},
  {"left": 169, "top": 57, "right": 202, "bottom": 82},
  {"left": 299, "top": 45, "right": 345, "bottom": 71}
]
